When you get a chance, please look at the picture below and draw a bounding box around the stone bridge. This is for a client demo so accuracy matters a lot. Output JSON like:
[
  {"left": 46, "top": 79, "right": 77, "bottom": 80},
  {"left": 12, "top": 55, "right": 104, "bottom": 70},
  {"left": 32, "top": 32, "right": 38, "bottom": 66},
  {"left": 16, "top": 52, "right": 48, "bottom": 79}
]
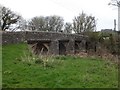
[{"left": 2, "top": 31, "right": 88, "bottom": 55}]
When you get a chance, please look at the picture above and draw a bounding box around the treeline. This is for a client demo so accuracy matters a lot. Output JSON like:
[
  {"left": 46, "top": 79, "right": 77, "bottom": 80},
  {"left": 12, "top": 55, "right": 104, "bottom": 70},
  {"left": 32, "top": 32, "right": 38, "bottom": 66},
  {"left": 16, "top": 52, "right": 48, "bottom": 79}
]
[
  {"left": 0, "top": 5, "right": 96, "bottom": 33},
  {"left": 0, "top": 5, "right": 120, "bottom": 56},
  {"left": 86, "top": 31, "right": 120, "bottom": 56}
]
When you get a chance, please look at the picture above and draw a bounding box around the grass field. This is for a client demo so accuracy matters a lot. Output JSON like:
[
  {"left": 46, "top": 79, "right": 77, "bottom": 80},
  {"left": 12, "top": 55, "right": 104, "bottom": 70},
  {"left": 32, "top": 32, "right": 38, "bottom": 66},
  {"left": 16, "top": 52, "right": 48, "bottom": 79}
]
[
  {"left": 2, "top": 43, "right": 118, "bottom": 88},
  {"left": 0, "top": 44, "right": 2, "bottom": 88}
]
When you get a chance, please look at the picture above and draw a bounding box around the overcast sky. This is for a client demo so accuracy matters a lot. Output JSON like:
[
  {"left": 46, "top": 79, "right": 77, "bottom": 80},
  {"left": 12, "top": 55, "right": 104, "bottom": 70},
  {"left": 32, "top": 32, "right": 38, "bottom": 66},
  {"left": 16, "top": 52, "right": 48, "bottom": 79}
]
[{"left": 0, "top": 0, "right": 118, "bottom": 31}]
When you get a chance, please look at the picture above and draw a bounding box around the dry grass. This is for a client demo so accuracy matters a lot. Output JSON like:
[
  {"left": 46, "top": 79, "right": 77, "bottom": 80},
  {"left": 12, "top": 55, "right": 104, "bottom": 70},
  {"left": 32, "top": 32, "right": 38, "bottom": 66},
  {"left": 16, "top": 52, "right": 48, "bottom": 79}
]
[
  {"left": 74, "top": 49, "right": 119, "bottom": 64},
  {"left": 21, "top": 47, "right": 63, "bottom": 69}
]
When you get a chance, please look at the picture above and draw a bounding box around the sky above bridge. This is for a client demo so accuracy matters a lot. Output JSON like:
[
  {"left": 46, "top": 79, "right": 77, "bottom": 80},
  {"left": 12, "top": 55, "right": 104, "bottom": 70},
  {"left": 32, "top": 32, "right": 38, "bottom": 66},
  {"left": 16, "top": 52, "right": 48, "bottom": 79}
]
[{"left": 0, "top": 0, "right": 118, "bottom": 31}]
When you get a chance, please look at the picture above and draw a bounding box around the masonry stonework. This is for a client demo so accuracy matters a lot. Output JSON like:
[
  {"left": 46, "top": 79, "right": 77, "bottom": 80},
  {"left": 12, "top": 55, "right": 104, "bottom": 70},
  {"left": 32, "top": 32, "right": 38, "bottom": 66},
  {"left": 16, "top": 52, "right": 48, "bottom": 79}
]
[{"left": 1, "top": 31, "right": 88, "bottom": 55}]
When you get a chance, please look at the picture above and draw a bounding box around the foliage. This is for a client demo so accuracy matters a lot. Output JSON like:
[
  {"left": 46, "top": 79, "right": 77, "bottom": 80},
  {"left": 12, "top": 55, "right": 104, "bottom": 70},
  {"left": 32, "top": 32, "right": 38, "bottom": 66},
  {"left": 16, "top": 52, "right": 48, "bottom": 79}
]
[
  {"left": 64, "top": 22, "right": 72, "bottom": 33},
  {"left": 0, "top": 5, "right": 21, "bottom": 31},
  {"left": 46, "top": 15, "right": 64, "bottom": 32},
  {"left": 98, "top": 31, "right": 119, "bottom": 55},
  {"left": 28, "top": 15, "right": 64, "bottom": 32},
  {"left": 73, "top": 12, "right": 96, "bottom": 33},
  {"left": 2, "top": 43, "right": 118, "bottom": 88},
  {"left": 28, "top": 16, "right": 46, "bottom": 31},
  {"left": 84, "top": 31, "right": 120, "bottom": 57},
  {"left": 27, "top": 12, "right": 96, "bottom": 33},
  {"left": 85, "top": 32, "right": 100, "bottom": 52},
  {"left": 21, "top": 49, "right": 63, "bottom": 69}
]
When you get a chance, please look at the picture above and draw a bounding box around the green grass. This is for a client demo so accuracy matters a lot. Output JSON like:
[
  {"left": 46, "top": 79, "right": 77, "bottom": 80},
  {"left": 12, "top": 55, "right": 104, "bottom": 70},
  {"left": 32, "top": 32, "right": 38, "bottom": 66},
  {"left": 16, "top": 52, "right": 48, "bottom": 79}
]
[
  {"left": 0, "top": 44, "right": 2, "bottom": 88},
  {"left": 2, "top": 43, "right": 118, "bottom": 88}
]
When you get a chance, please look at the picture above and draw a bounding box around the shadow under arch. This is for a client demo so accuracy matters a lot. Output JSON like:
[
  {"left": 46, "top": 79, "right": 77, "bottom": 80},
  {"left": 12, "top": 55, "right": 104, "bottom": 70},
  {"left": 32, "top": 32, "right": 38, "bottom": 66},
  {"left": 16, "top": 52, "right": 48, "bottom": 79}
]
[
  {"left": 27, "top": 40, "right": 50, "bottom": 55},
  {"left": 35, "top": 42, "right": 49, "bottom": 55},
  {"left": 59, "top": 41, "right": 67, "bottom": 55},
  {"left": 75, "top": 42, "right": 79, "bottom": 54}
]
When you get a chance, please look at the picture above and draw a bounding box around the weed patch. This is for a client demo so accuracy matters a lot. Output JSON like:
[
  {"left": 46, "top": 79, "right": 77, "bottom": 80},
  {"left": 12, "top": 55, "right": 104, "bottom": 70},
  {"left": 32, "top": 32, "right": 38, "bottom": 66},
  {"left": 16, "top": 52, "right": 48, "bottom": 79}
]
[{"left": 2, "top": 43, "right": 118, "bottom": 88}]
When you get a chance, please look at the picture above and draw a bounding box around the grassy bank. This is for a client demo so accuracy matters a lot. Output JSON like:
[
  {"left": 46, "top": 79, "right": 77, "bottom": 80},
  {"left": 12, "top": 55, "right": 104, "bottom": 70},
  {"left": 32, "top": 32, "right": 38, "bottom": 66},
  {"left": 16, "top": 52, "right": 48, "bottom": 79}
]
[{"left": 2, "top": 43, "right": 118, "bottom": 88}]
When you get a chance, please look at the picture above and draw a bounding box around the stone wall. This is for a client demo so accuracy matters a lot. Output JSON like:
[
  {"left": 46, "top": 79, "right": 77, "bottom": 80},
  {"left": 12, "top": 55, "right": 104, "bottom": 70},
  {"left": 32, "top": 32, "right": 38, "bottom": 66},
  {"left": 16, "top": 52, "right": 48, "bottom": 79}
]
[
  {"left": 1, "top": 31, "right": 88, "bottom": 55},
  {"left": 2, "top": 32, "right": 25, "bottom": 45}
]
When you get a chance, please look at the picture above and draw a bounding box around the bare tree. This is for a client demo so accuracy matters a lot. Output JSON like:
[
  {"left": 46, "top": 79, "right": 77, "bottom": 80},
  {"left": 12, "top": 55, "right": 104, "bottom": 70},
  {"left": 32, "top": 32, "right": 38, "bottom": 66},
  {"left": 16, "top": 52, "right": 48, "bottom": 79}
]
[
  {"left": 73, "top": 12, "right": 96, "bottom": 34},
  {"left": 18, "top": 18, "right": 28, "bottom": 31},
  {"left": 108, "top": 0, "right": 120, "bottom": 7},
  {"left": 28, "top": 16, "right": 46, "bottom": 31},
  {"left": 46, "top": 15, "right": 64, "bottom": 32},
  {"left": 64, "top": 22, "right": 72, "bottom": 33},
  {"left": 28, "top": 15, "right": 64, "bottom": 32},
  {"left": 0, "top": 6, "right": 21, "bottom": 31}
]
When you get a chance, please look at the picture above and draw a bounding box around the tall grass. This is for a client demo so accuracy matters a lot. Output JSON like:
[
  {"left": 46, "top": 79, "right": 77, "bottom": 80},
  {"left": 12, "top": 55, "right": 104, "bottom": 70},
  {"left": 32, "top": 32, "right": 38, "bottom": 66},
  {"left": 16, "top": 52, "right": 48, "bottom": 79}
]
[
  {"left": 21, "top": 47, "right": 63, "bottom": 69},
  {"left": 2, "top": 43, "right": 118, "bottom": 88}
]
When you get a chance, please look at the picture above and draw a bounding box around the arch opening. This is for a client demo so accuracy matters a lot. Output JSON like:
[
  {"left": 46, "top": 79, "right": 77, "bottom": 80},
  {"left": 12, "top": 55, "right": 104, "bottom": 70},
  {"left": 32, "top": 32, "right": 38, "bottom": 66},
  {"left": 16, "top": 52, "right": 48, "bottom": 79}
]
[{"left": 59, "top": 41, "right": 68, "bottom": 55}]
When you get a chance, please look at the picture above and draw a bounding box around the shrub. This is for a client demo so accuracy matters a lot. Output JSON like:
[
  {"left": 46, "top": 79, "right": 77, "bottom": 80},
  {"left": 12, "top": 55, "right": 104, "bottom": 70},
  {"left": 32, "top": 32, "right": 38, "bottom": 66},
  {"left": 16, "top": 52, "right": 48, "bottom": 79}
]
[{"left": 21, "top": 48, "right": 63, "bottom": 69}]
